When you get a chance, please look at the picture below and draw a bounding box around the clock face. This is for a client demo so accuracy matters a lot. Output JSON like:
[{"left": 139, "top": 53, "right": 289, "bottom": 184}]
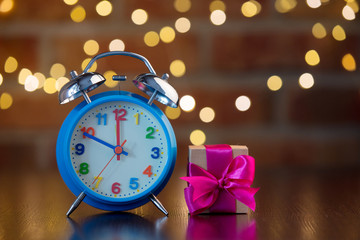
[{"left": 57, "top": 92, "right": 176, "bottom": 210}]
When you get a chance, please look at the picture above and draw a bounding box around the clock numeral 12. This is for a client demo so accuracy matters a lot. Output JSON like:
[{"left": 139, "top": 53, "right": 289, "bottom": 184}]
[
  {"left": 113, "top": 109, "right": 127, "bottom": 121},
  {"left": 96, "top": 113, "right": 107, "bottom": 125},
  {"left": 143, "top": 165, "right": 153, "bottom": 177}
]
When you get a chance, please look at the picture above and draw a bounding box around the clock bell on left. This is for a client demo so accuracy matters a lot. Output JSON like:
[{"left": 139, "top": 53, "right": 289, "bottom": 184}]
[{"left": 56, "top": 51, "right": 178, "bottom": 217}]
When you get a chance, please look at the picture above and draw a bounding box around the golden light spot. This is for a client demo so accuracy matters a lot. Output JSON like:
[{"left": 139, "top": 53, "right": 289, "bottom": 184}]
[
  {"left": 56, "top": 77, "right": 70, "bottom": 91},
  {"left": 84, "top": 40, "right": 99, "bottom": 56},
  {"left": 0, "top": 92, "right": 13, "bottom": 110},
  {"left": 104, "top": 70, "right": 118, "bottom": 88},
  {"left": 50, "top": 63, "right": 66, "bottom": 79},
  {"left": 199, "top": 107, "right": 215, "bottom": 123},
  {"left": 332, "top": 25, "right": 346, "bottom": 41},
  {"left": 160, "top": 26, "right": 176, "bottom": 43},
  {"left": 169, "top": 60, "right": 186, "bottom": 77},
  {"left": 96, "top": 0, "right": 112, "bottom": 16},
  {"left": 210, "top": 10, "right": 226, "bottom": 25},
  {"left": 312, "top": 23, "right": 327, "bottom": 39},
  {"left": 342, "top": 5, "right": 356, "bottom": 20},
  {"left": 4, "top": 56, "right": 18, "bottom": 73},
  {"left": 131, "top": 9, "right": 148, "bottom": 25},
  {"left": 241, "top": 0, "right": 261, "bottom": 18},
  {"left": 161, "top": 152, "right": 163, "bottom": 154},
  {"left": 0, "top": 73, "right": 3, "bottom": 86},
  {"left": 109, "top": 39, "right": 125, "bottom": 51},
  {"left": 82, "top": 58, "right": 97, "bottom": 71},
  {"left": 24, "top": 75, "right": 39, "bottom": 92},
  {"left": 346, "top": 1, "right": 359, "bottom": 13},
  {"left": 306, "top": 0, "right": 321, "bottom": 8},
  {"left": 141, "top": 112, "right": 143, "bottom": 115},
  {"left": 154, "top": 174, "right": 157, "bottom": 177},
  {"left": 144, "top": 31, "right": 160, "bottom": 47},
  {"left": 305, "top": 49, "right": 320, "bottom": 66},
  {"left": 298, "top": 73, "right": 314, "bottom": 89},
  {"left": 190, "top": 130, "right": 206, "bottom": 146},
  {"left": 114, "top": 194, "right": 117, "bottom": 197},
  {"left": 34, "top": 72, "right": 46, "bottom": 89},
  {"left": 267, "top": 75, "right": 282, "bottom": 91},
  {"left": 209, "top": 0, "right": 226, "bottom": 12},
  {"left": 156, "top": 129, "right": 159, "bottom": 132},
  {"left": 0, "top": 0, "right": 14, "bottom": 13},
  {"left": 174, "top": 0, "right": 191, "bottom": 13},
  {"left": 274, "top": 0, "right": 297, "bottom": 13},
  {"left": 18, "top": 68, "right": 32, "bottom": 85},
  {"left": 43, "top": 78, "right": 57, "bottom": 94},
  {"left": 70, "top": 5, "right": 86, "bottom": 23},
  {"left": 137, "top": 189, "right": 140, "bottom": 192},
  {"left": 179, "top": 95, "right": 195, "bottom": 112},
  {"left": 235, "top": 96, "right": 251, "bottom": 111},
  {"left": 165, "top": 106, "right": 181, "bottom": 119},
  {"left": 342, "top": 53, "right": 356, "bottom": 71},
  {"left": 175, "top": 17, "right": 191, "bottom": 33},
  {"left": 63, "top": 0, "right": 78, "bottom": 5}
]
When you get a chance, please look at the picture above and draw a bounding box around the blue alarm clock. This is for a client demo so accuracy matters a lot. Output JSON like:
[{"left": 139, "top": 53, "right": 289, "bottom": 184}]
[{"left": 56, "top": 51, "right": 178, "bottom": 217}]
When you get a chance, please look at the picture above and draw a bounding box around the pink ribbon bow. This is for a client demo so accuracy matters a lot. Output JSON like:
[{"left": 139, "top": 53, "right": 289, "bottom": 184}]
[{"left": 181, "top": 151, "right": 259, "bottom": 215}]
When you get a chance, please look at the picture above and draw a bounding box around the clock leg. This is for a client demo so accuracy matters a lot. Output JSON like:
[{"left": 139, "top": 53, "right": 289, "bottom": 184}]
[
  {"left": 66, "top": 191, "right": 86, "bottom": 217},
  {"left": 149, "top": 193, "right": 168, "bottom": 216}
]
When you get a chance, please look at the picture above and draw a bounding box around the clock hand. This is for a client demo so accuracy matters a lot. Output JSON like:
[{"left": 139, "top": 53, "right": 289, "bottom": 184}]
[
  {"left": 83, "top": 132, "right": 128, "bottom": 156},
  {"left": 116, "top": 116, "right": 121, "bottom": 160}
]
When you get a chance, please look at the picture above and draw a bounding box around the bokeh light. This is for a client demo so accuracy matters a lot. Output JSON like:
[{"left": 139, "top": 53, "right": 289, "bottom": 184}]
[
  {"left": 342, "top": 53, "right": 356, "bottom": 71},
  {"left": 235, "top": 96, "right": 251, "bottom": 111},
  {"left": 305, "top": 50, "right": 320, "bottom": 66},
  {"left": 165, "top": 106, "right": 181, "bottom": 120},
  {"left": 56, "top": 77, "right": 70, "bottom": 91},
  {"left": 209, "top": 0, "right": 226, "bottom": 12},
  {"left": 34, "top": 72, "right": 46, "bottom": 89},
  {"left": 63, "top": 0, "right": 78, "bottom": 5},
  {"left": 0, "top": 73, "right": 3, "bottom": 86},
  {"left": 109, "top": 39, "right": 125, "bottom": 51},
  {"left": 18, "top": 68, "right": 32, "bottom": 85},
  {"left": 0, "top": 92, "right": 13, "bottom": 110},
  {"left": 199, "top": 107, "right": 215, "bottom": 123},
  {"left": 4, "top": 56, "right": 18, "bottom": 73},
  {"left": 169, "top": 60, "right": 186, "bottom": 77},
  {"left": 190, "top": 129, "right": 206, "bottom": 146},
  {"left": 332, "top": 25, "right": 346, "bottom": 41},
  {"left": 24, "top": 75, "right": 39, "bottom": 92},
  {"left": 70, "top": 5, "right": 86, "bottom": 23},
  {"left": 241, "top": 0, "right": 261, "bottom": 18},
  {"left": 306, "top": 0, "right": 321, "bottom": 8},
  {"left": 299, "top": 73, "right": 314, "bottom": 89},
  {"left": 267, "top": 75, "right": 283, "bottom": 91},
  {"left": 84, "top": 40, "right": 99, "bottom": 56},
  {"left": 131, "top": 9, "right": 148, "bottom": 25},
  {"left": 103, "top": 70, "right": 118, "bottom": 88},
  {"left": 50, "top": 63, "right": 66, "bottom": 79},
  {"left": 274, "top": 0, "right": 297, "bottom": 13},
  {"left": 96, "top": 0, "right": 112, "bottom": 17},
  {"left": 342, "top": 5, "right": 356, "bottom": 20},
  {"left": 81, "top": 58, "right": 97, "bottom": 71},
  {"left": 43, "top": 78, "right": 57, "bottom": 94},
  {"left": 174, "top": 0, "right": 191, "bottom": 13},
  {"left": 210, "top": 10, "right": 226, "bottom": 25},
  {"left": 144, "top": 31, "right": 160, "bottom": 47},
  {"left": 179, "top": 95, "right": 195, "bottom": 112},
  {"left": 175, "top": 17, "right": 191, "bottom": 33},
  {"left": 0, "top": 0, "right": 14, "bottom": 13},
  {"left": 160, "top": 26, "right": 176, "bottom": 43},
  {"left": 312, "top": 23, "right": 327, "bottom": 39}
]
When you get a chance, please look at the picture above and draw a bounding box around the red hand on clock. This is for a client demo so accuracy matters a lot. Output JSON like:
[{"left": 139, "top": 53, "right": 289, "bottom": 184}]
[{"left": 116, "top": 115, "right": 121, "bottom": 160}]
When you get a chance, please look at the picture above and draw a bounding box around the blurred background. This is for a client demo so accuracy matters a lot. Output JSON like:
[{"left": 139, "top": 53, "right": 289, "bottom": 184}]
[{"left": 0, "top": 0, "right": 359, "bottom": 172}]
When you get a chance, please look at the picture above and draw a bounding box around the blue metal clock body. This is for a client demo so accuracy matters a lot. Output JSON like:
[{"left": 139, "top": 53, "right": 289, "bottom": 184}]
[{"left": 56, "top": 90, "right": 177, "bottom": 212}]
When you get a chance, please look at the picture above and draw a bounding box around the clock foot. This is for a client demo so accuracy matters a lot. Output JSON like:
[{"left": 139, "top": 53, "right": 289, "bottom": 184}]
[
  {"left": 66, "top": 191, "right": 86, "bottom": 217},
  {"left": 149, "top": 193, "right": 168, "bottom": 216}
]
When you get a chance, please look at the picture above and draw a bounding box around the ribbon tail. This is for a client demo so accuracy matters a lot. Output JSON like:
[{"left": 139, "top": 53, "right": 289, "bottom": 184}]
[
  {"left": 184, "top": 185, "right": 219, "bottom": 215},
  {"left": 226, "top": 186, "right": 260, "bottom": 211}
]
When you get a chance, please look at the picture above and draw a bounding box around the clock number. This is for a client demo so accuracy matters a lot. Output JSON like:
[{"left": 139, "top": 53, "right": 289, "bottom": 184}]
[
  {"left": 79, "top": 163, "right": 89, "bottom": 175},
  {"left": 112, "top": 182, "right": 121, "bottom": 194},
  {"left": 129, "top": 178, "right": 139, "bottom": 190},
  {"left": 151, "top": 147, "right": 160, "bottom": 159},
  {"left": 93, "top": 176, "right": 103, "bottom": 189},
  {"left": 96, "top": 113, "right": 107, "bottom": 125},
  {"left": 146, "top": 127, "right": 155, "bottom": 139},
  {"left": 134, "top": 113, "right": 139, "bottom": 125},
  {"left": 81, "top": 127, "right": 95, "bottom": 139},
  {"left": 143, "top": 165, "right": 153, "bottom": 177},
  {"left": 75, "top": 143, "right": 85, "bottom": 155},
  {"left": 113, "top": 109, "right": 127, "bottom": 121}
]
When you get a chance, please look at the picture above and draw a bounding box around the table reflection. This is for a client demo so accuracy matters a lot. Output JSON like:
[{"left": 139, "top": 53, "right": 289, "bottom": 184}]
[
  {"left": 68, "top": 212, "right": 168, "bottom": 240},
  {"left": 187, "top": 214, "right": 256, "bottom": 240}
]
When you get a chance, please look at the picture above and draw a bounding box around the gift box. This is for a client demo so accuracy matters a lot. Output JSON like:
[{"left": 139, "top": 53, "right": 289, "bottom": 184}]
[{"left": 181, "top": 144, "right": 259, "bottom": 215}]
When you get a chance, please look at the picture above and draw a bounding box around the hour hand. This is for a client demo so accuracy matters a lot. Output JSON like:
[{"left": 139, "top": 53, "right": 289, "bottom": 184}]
[{"left": 83, "top": 132, "right": 128, "bottom": 155}]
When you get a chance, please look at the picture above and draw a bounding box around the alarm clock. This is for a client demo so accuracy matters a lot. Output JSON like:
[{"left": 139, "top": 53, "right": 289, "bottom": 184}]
[{"left": 56, "top": 51, "right": 178, "bottom": 217}]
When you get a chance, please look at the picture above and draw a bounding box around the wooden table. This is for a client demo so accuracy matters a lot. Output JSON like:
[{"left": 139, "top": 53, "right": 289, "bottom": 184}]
[{"left": 1, "top": 163, "right": 359, "bottom": 240}]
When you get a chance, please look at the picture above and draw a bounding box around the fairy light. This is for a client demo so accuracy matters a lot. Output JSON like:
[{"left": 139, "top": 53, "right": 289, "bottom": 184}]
[
  {"left": 305, "top": 50, "right": 320, "bottom": 66},
  {"left": 131, "top": 9, "right": 148, "bottom": 25},
  {"left": 298, "top": 73, "right": 314, "bottom": 89},
  {"left": 159, "top": 26, "right": 176, "bottom": 43},
  {"left": 144, "top": 31, "right": 160, "bottom": 47},
  {"left": 0, "top": 0, "right": 14, "bottom": 13},
  {"left": 210, "top": 10, "right": 226, "bottom": 25},
  {"left": 70, "top": 5, "right": 86, "bottom": 23},
  {"left": 96, "top": 0, "right": 112, "bottom": 17},
  {"left": 199, "top": 107, "right": 215, "bottom": 123},
  {"left": 169, "top": 60, "right": 186, "bottom": 77},
  {"left": 83, "top": 40, "right": 99, "bottom": 56},
  {"left": 81, "top": 58, "right": 97, "bottom": 71},
  {"left": 55, "top": 77, "right": 69, "bottom": 91},
  {"left": 63, "top": 0, "right": 78, "bottom": 5},
  {"left": 312, "top": 23, "right": 327, "bottom": 39},
  {"left": 34, "top": 72, "right": 46, "bottom": 89},
  {"left": 104, "top": 70, "right": 118, "bottom": 88},
  {"left": 0, "top": 92, "right": 13, "bottom": 110},
  {"left": 209, "top": 0, "right": 226, "bottom": 11},
  {"left": 175, "top": 17, "right": 191, "bottom": 33},
  {"left": 274, "top": 0, "right": 297, "bottom": 13},
  {"left": 109, "top": 39, "right": 125, "bottom": 51},
  {"left": 235, "top": 96, "right": 251, "bottom": 111},
  {"left": 267, "top": 75, "right": 283, "bottom": 91},
  {"left": 174, "top": 0, "right": 191, "bottom": 13},
  {"left": 4, "top": 56, "right": 18, "bottom": 73},
  {"left": 165, "top": 106, "right": 181, "bottom": 120},
  {"left": 0, "top": 73, "right": 3, "bottom": 86},
  {"left": 241, "top": 0, "right": 261, "bottom": 18},
  {"left": 24, "top": 75, "right": 39, "bottom": 92},
  {"left": 190, "top": 129, "right": 206, "bottom": 146},
  {"left": 332, "top": 25, "right": 346, "bottom": 41},
  {"left": 43, "top": 78, "right": 57, "bottom": 94},
  {"left": 50, "top": 63, "right": 66, "bottom": 79},
  {"left": 306, "top": 0, "right": 321, "bottom": 8},
  {"left": 179, "top": 95, "right": 195, "bottom": 112},
  {"left": 342, "top": 5, "right": 356, "bottom": 20},
  {"left": 342, "top": 53, "right": 356, "bottom": 71},
  {"left": 18, "top": 68, "right": 32, "bottom": 85}
]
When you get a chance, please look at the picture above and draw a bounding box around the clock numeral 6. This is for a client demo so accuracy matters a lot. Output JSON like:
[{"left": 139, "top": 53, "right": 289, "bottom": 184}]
[
  {"left": 79, "top": 163, "right": 89, "bottom": 175},
  {"left": 129, "top": 178, "right": 139, "bottom": 190},
  {"left": 151, "top": 147, "right": 160, "bottom": 159},
  {"left": 112, "top": 182, "right": 121, "bottom": 194},
  {"left": 146, "top": 127, "right": 155, "bottom": 139},
  {"left": 75, "top": 143, "right": 85, "bottom": 155},
  {"left": 81, "top": 127, "right": 95, "bottom": 139}
]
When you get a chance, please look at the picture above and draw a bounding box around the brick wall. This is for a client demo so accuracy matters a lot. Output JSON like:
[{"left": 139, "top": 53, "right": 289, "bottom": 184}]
[{"left": 0, "top": 0, "right": 359, "bottom": 169}]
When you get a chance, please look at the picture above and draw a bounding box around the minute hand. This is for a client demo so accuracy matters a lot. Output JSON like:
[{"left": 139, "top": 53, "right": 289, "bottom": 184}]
[{"left": 83, "top": 132, "right": 128, "bottom": 156}]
